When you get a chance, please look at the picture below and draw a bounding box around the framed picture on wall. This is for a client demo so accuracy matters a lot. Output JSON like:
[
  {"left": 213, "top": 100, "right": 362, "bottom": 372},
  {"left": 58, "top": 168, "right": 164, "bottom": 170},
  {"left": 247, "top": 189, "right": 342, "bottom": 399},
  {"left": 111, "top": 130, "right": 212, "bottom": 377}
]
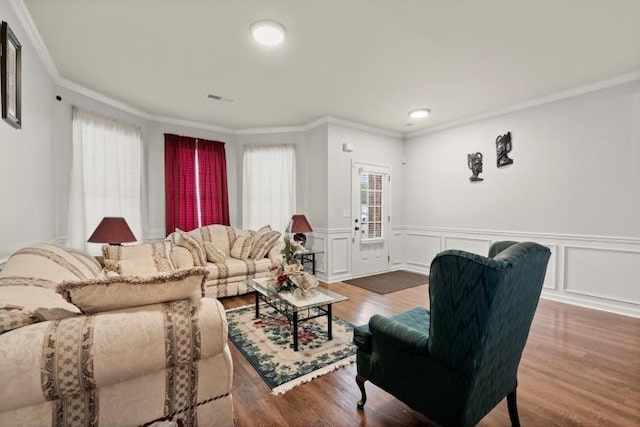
[{"left": 1, "top": 21, "right": 22, "bottom": 129}]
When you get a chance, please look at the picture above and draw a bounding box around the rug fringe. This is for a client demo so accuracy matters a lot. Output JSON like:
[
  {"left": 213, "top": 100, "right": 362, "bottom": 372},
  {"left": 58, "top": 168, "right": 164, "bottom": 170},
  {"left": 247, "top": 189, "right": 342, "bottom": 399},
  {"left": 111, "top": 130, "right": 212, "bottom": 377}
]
[{"left": 271, "top": 354, "right": 356, "bottom": 396}]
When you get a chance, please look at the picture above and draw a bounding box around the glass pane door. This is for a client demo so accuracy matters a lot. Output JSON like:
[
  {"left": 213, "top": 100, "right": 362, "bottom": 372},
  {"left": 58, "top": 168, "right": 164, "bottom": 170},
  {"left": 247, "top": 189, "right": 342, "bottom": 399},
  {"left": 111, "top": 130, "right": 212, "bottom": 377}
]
[{"left": 359, "top": 172, "right": 383, "bottom": 240}]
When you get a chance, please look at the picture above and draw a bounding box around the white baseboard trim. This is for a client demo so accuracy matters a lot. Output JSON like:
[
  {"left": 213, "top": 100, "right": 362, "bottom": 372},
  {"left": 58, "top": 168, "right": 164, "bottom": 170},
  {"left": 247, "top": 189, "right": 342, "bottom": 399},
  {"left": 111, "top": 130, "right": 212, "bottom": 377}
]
[{"left": 541, "top": 290, "right": 640, "bottom": 318}]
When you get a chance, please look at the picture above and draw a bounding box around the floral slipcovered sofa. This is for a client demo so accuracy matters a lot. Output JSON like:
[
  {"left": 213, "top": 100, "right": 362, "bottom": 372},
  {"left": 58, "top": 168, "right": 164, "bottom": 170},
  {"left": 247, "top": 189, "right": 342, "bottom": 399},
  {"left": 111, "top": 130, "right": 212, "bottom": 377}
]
[
  {"left": 0, "top": 243, "right": 233, "bottom": 426},
  {"left": 168, "top": 224, "right": 283, "bottom": 298}
]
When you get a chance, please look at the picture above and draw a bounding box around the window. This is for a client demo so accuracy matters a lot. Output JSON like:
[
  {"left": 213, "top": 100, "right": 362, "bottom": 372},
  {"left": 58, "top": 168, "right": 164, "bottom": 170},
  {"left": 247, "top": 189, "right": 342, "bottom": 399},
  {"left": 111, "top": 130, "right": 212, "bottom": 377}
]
[
  {"left": 359, "top": 172, "right": 383, "bottom": 239},
  {"left": 68, "top": 107, "right": 144, "bottom": 253},
  {"left": 242, "top": 145, "right": 296, "bottom": 232},
  {"left": 164, "top": 134, "right": 229, "bottom": 235}
]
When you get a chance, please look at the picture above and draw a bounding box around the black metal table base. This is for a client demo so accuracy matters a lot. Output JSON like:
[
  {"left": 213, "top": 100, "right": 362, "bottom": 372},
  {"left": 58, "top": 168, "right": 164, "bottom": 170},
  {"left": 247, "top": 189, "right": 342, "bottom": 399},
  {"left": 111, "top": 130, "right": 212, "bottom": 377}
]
[{"left": 254, "top": 292, "right": 333, "bottom": 351}]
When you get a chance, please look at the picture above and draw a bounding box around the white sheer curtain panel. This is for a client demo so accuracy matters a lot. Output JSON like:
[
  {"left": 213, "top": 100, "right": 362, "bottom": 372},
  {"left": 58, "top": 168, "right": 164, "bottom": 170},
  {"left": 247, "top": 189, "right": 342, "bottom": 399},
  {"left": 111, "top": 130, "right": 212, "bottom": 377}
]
[
  {"left": 242, "top": 145, "right": 296, "bottom": 232},
  {"left": 68, "top": 107, "right": 145, "bottom": 254}
]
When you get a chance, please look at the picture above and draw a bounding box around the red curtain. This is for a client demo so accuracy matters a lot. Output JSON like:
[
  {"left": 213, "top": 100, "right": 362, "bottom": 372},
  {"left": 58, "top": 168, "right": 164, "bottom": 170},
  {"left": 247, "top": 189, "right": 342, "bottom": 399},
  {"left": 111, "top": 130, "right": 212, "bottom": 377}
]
[
  {"left": 197, "top": 140, "right": 230, "bottom": 226},
  {"left": 164, "top": 134, "right": 230, "bottom": 236}
]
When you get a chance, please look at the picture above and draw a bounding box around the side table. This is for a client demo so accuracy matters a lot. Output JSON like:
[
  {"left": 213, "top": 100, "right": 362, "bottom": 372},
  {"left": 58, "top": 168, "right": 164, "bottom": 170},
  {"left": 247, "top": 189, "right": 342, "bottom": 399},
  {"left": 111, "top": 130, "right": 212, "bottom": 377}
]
[{"left": 294, "top": 250, "right": 323, "bottom": 275}]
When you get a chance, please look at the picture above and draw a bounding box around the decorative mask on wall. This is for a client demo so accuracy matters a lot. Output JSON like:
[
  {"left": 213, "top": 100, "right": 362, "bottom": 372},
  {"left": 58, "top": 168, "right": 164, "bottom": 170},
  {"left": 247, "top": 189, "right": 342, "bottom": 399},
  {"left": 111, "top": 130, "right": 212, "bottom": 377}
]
[
  {"left": 467, "top": 152, "right": 484, "bottom": 182},
  {"left": 496, "top": 132, "right": 514, "bottom": 167}
]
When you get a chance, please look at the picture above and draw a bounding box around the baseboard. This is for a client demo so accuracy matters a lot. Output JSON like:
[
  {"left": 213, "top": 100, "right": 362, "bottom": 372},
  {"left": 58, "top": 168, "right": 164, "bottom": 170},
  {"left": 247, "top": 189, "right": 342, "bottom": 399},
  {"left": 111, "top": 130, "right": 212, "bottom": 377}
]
[{"left": 541, "top": 290, "right": 640, "bottom": 318}]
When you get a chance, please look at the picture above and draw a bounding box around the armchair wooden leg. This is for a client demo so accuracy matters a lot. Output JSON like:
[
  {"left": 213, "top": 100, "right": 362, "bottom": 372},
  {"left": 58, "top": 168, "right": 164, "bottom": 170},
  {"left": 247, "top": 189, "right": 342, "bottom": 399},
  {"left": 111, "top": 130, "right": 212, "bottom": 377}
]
[
  {"left": 356, "top": 374, "right": 367, "bottom": 409},
  {"left": 507, "top": 387, "right": 520, "bottom": 427}
]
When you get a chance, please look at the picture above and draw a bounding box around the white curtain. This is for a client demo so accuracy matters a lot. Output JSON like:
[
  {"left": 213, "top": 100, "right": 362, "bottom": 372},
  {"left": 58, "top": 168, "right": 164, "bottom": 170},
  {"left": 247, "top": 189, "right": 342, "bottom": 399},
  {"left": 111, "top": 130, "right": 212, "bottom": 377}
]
[
  {"left": 69, "top": 107, "right": 145, "bottom": 254},
  {"left": 242, "top": 145, "right": 296, "bottom": 232}
]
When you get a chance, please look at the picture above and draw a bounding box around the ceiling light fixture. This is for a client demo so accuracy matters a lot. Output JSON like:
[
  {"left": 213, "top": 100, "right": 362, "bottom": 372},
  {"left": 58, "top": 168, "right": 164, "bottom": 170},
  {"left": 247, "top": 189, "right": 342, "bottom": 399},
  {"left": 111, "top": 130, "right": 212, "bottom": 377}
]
[
  {"left": 409, "top": 108, "right": 431, "bottom": 119},
  {"left": 250, "top": 19, "right": 286, "bottom": 46}
]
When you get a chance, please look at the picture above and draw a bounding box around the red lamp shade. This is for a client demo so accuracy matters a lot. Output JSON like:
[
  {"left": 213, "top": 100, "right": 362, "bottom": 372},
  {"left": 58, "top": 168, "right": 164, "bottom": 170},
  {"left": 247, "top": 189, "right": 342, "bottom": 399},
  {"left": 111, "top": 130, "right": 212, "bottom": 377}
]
[
  {"left": 87, "top": 217, "right": 137, "bottom": 244},
  {"left": 290, "top": 214, "right": 313, "bottom": 233},
  {"left": 290, "top": 214, "right": 312, "bottom": 246}
]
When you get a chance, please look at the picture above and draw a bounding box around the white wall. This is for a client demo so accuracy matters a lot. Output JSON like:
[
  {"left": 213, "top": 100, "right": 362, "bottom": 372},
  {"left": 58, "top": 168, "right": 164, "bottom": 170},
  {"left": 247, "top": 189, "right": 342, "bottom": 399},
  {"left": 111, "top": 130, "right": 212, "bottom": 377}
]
[
  {"left": 402, "top": 80, "right": 640, "bottom": 316},
  {"left": 318, "top": 122, "right": 404, "bottom": 281},
  {"left": 303, "top": 123, "right": 328, "bottom": 230},
  {"left": 0, "top": 4, "right": 56, "bottom": 258},
  {"left": 5, "top": 0, "right": 637, "bottom": 316},
  {"left": 327, "top": 123, "right": 405, "bottom": 228},
  {"left": 298, "top": 123, "right": 330, "bottom": 274}
]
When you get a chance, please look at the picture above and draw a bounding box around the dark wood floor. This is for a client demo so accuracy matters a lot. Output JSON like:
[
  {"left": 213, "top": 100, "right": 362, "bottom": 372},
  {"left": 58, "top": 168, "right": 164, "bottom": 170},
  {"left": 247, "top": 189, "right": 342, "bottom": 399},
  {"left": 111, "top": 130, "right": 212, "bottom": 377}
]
[{"left": 220, "top": 281, "right": 640, "bottom": 426}]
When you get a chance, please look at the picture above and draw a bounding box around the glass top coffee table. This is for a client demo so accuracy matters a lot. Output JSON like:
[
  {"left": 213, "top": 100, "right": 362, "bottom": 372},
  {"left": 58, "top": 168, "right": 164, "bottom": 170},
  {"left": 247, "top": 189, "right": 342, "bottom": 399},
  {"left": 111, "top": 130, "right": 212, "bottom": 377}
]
[{"left": 249, "top": 277, "right": 348, "bottom": 351}]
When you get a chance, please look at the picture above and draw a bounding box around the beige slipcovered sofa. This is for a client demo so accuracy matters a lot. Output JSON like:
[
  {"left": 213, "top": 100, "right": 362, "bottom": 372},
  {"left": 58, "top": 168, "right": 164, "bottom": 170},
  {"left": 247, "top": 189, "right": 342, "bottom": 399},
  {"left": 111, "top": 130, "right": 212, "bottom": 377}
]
[
  {"left": 0, "top": 243, "right": 234, "bottom": 426},
  {"left": 168, "top": 224, "right": 283, "bottom": 298}
]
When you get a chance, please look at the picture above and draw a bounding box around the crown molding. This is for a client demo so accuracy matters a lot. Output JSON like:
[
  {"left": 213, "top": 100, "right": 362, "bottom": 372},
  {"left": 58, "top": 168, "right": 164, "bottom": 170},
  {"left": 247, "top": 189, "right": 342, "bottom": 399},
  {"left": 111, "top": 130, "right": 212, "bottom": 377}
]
[
  {"left": 56, "top": 77, "right": 153, "bottom": 119},
  {"left": 148, "top": 114, "right": 235, "bottom": 134},
  {"left": 10, "top": 0, "right": 403, "bottom": 141},
  {"left": 406, "top": 71, "right": 640, "bottom": 139},
  {"left": 234, "top": 124, "right": 310, "bottom": 135},
  {"left": 9, "top": 0, "right": 59, "bottom": 78},
  {"left": 325, "top": 116, "right": 403, "bottom": 138},
  {"left": 15, "top": 0, "right": 638, "bottom": 141}
]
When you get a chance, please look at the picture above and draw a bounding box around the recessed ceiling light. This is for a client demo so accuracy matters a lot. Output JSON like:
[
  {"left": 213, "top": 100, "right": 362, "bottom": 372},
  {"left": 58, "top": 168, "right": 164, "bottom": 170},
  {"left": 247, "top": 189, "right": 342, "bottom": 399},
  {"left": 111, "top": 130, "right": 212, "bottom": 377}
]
[
  {"left": 409, "top": 108, "right": 431, "bottom": 119},
  {"left": 250, "top": 20, "right": 286, "bottom": 46}
]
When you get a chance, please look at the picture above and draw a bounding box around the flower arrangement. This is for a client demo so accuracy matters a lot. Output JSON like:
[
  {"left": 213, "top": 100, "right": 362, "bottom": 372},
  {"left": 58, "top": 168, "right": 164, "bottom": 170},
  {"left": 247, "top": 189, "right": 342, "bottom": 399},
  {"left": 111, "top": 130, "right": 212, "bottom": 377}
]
[{"left": 268, "top": 231, "right": 319, "bottom": 297}]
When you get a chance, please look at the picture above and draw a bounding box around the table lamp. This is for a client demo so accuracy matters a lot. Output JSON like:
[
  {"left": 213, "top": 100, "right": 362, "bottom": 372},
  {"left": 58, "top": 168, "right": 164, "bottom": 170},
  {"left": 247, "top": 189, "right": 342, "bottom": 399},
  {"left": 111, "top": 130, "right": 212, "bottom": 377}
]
[
  {"left": 87, "top": 217, "right": 136, "bottom": 245},
  {"left": 290, "top": 214, "right": 312, "bottom": 247}
]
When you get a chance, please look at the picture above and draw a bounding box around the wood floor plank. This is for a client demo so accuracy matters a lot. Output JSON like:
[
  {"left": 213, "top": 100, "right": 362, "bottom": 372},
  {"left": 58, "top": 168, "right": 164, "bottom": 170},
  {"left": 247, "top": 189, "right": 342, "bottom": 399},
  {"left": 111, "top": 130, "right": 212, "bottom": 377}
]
[{"left": 219, "top": 281, "right": 640, "bottom": 426}]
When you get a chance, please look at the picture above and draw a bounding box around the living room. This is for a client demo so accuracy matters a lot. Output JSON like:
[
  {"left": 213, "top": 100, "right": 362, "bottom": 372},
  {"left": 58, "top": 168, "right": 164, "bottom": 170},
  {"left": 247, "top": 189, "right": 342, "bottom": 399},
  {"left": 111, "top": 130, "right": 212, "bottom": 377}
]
[{"left": 1, "top": 1, "right": 639, "bottom": 426}]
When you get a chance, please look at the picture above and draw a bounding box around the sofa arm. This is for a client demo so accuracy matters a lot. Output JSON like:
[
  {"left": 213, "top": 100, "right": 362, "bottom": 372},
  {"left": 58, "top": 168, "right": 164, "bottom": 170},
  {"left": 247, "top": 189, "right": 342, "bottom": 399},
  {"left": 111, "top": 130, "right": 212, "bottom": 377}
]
[
  {"left": 171, "top": 245, "right": 195, "bottom": 269},
  {"left": 369, "top": 313, "right": 430, "bottom": 356},
  {"left": 0, "top": 297, "right": 229, "bottom": 413}
]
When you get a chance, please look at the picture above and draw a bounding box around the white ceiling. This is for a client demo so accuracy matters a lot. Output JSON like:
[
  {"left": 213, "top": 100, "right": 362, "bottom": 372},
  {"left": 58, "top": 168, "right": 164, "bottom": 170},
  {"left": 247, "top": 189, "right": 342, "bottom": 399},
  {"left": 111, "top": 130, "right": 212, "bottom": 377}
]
[{"left": 23, "top": 0, "right": 640, "bottom": 134}]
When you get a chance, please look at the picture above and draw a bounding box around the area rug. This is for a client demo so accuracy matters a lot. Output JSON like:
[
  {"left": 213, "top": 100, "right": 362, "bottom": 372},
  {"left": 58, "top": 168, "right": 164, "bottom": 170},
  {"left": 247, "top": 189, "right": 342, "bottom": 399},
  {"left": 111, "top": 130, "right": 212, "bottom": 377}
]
[
  {"left": 226, "top": 303, "right": 357, "bottom": 395},
  {"left": 344, "top": 270, "right": 429, "bottom": 294}
]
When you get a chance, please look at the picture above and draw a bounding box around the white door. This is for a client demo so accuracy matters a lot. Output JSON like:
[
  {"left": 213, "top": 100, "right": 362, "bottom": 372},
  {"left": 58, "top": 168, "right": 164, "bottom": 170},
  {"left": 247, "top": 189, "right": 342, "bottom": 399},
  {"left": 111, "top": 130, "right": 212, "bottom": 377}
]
[{"left": 351, "top": 162, "right": 390, "bottom": 277}]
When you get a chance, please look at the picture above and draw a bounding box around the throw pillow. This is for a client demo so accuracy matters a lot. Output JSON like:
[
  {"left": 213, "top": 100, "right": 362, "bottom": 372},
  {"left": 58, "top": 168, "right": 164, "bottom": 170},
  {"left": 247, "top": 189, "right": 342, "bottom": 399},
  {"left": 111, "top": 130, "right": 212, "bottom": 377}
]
[
  {"left": 102, "top": 241, "right": 176, "bottom": 275},
  {"left": 203, "top": 241, "right": 227, "bottom": 264},
  {"left": 0, "top": 304, "right": 39, "bottom": 335},
  {"left": 57, "top": 268, "right": 208, "bottom": 314},
  {"left": 230, "top": 235, "right": 253, "bottom": 260},
  {"left": 250, "top": 230, "right": 281, "bottom": 259},
  {"left": 254, "top": 225, "right": 272, "bottom": 239},
  {"left": 176, "top": 231, "right": 207, "bottom": 266},
  {"left": 103, "top": 259, "right": 121, "bottom": 274}
]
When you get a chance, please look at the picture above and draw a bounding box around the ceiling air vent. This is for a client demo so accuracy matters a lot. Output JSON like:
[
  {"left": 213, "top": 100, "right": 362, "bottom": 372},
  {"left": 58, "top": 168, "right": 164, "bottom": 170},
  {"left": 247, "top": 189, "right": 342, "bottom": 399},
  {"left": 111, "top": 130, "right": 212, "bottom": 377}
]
[{"left": 207, "top": 94, "right": 235, "bottom": 102}]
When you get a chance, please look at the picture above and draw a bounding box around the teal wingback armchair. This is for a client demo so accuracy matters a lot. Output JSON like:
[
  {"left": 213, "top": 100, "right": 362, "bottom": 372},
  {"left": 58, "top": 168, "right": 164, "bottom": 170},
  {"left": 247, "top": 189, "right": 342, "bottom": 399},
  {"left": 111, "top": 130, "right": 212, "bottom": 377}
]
[{"left": 353, "top": 241, "right": 551, "bottom": 426}]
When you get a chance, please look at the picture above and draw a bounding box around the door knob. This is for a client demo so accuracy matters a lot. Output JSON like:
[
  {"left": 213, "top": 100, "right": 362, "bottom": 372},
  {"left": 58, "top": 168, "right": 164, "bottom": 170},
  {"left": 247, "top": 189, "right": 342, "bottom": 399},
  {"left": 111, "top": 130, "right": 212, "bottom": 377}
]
[{"left": 354, "top": 226, "right": 360, "bottom": 231}]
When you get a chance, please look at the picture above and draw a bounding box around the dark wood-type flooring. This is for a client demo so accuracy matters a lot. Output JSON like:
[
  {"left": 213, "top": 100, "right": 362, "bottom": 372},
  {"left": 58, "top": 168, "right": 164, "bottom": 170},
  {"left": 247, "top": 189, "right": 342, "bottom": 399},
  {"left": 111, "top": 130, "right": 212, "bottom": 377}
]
[{"left": 220, "top": 281, "right": 640, "bottom": 426}]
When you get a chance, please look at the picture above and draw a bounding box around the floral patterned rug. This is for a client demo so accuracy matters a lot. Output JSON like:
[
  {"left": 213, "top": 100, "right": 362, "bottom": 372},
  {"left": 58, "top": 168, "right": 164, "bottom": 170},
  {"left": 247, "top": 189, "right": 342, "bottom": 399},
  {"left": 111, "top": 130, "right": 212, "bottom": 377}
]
[{"left": 226, "top": 303, "right": 357, "bottom": 395}]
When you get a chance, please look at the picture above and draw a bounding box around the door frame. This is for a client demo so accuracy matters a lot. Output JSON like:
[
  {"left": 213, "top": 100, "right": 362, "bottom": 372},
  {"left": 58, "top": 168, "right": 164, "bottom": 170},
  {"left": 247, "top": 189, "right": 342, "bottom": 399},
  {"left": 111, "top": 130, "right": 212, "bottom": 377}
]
[{"left": 350, "top": 161, "right": 392, "bottom": 277}]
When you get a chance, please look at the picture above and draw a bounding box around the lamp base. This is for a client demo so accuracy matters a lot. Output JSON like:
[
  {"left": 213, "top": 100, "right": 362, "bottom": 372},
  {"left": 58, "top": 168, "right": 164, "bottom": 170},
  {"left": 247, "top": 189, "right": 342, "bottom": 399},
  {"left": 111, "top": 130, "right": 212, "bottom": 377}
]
[{"left": 293, "top": 233, "right": 307, "bottom": 247}]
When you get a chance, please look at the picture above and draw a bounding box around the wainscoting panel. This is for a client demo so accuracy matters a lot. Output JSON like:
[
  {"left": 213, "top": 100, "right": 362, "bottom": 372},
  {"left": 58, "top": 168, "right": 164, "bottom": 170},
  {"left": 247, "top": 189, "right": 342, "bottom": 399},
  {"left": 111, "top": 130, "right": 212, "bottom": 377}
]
[
  {"left": 541, "top": 243, "right": 558, "bottom": 290},
  {"left": 390, "top": 228, "right": 404, "bottom": 268},
  {"left": 404, "top": 232, "right": 440, "bottom": 273},
  {"left": 327, "top": 231, "right": 351, "bottom": 283},
  {"left": 564, "top": 245, "right": 640, "bottom": 305},
  {"left": 396, "top": 227, "right": 640, "bottom": 317},
  {"left": 444, "top": 236, "right": 491, "bottom": 255}
]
